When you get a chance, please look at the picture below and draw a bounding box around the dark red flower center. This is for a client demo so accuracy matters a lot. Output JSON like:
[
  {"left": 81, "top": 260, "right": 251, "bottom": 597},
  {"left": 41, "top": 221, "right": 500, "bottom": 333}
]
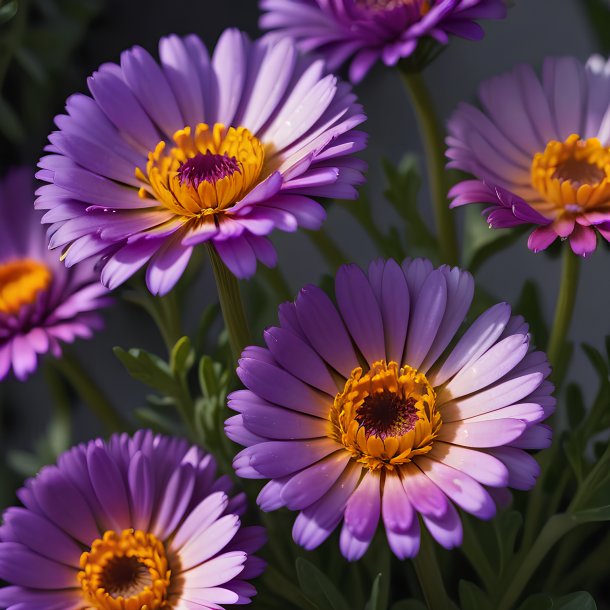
[
  {"left": 356, "top": 391, "right": 419, "bottom": 440},
  {"left": 178, "top": 151, "right": 241, "bottom": 189}
]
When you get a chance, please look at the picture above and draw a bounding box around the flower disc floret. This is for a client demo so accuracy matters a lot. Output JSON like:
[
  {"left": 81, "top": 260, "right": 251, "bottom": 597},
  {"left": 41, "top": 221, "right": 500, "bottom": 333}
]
[
  {"left": 79, "top": 529, "right": 171, "bottom": 609},
  {"left": 331, "top": 360, "right": 440, "bottom": 470},
  {"left": 138, "top": 124, "right": 266, "bottom": 216},
  {"left": 0, "top": 259, "right": 52, "bottom": 315}
]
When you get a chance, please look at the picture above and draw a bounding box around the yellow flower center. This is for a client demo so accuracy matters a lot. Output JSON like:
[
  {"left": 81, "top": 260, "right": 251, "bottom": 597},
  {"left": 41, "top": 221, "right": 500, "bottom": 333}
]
[
  {"left": 0, "top": 258, "right": 52, "bottom": 315},
  {"left": 79, "top": 529, "right": 172, "bottom": 610},
  {"left": 531, "top": 134, "right": 610, "bottom": 214},
  {"left": 330, "top": 360, "right": 441, "bottom": 471},
  {"left": 136, "top": 123, "right": 266, "bottom": 217}
]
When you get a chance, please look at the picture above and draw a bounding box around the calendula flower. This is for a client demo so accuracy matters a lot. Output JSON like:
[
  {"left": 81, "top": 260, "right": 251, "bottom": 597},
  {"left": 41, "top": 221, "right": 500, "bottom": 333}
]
[
  {"left": 260, "top": 0, "right": 507, "bottom": 83},
  {"left": 0, "top": 167, "right": 110, "bottom": 381},
  {"left": 448, "top": 56, "right": 610, "bottom": 256},
  {"left": 36, "top": 30, "right": 366, "bottom": 295},
  {"left": 0, "top": 431, "right": 266, "bottom": 608},
  {"left": 227, "top": 259, "right": 553, "bottom": 560}
]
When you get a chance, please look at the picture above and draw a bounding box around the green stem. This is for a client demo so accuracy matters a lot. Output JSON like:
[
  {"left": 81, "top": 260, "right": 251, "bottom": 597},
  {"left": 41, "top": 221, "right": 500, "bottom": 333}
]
[
  {"left": 412, "top": 528, "right": 453, "bottom": 610},
  {"left": 496, "top": 514, "right": 574, "bottom": 610},
  {"left": 305, "top": 229, "right": 348, "bottom": 270},
  {"left": 207, "top": 245, "right": 251, "bottom": 363},
  {"left": 547, "top": 247, "right": 580, "bottom": 373},
  {"left": 400, "top": 69, "right": 458, "bottom": 266},
  {"left": 52, "top": 351, "right": 128, "bottom": 433}
]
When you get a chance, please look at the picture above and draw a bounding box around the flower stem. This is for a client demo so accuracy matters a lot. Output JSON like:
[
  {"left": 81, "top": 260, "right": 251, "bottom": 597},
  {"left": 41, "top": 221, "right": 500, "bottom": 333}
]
[
  {"left": 412, "top": 528, "right": 453, "bottom": 610},
  {"left": 207, "top": 245, "right": 251, "bottom": 363},
  {"left": 52, "top": 351, "right": 129, "bottom": 433},
  {"left": 496, "top": 514, "right": 574, "bottom": 610},
  {"left": 400, "top": 69, "right": 459, "bottom": 266},
  {"left": 547, "top": 246, "right": 580, "bottom": 373}
]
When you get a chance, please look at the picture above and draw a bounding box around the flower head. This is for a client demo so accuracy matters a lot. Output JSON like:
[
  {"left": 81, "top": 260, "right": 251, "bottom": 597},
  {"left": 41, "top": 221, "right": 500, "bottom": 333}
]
[
  {"left": 447, "top": 55, "right": 610, "bottom": 256},
  {"left": 36, "top": 30, "right": 367, "bottom": 295},
  {"left": 227, "top": 259, "right": 553, "bottom": 560},
  {"left": 0, "top": 167, "right": 110, "bottom": 381},
  {"left": 0, "top": 431, "right": 266, "bottom": 608},
  {"left": 260, "top": 0, "right": 506, "bottom": 83}
]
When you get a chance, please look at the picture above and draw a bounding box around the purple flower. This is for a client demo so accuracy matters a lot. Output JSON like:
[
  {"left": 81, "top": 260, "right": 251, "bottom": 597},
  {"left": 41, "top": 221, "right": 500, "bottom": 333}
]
[
  {"left": 36, "top": 30, "right": 367, "bottom": 295},
  {"left": 0, "top": 431, "right": 266, "bottom": 608},
  {"left": 0, "top": 167, "right": 110, "bottom": 381},
  {"left": 447, "top": 56, "right": 610, "bottom": 257},
  {"left": 226, "top": 259, "right": 553, "bottom": 560},
  {"left": 260, "top": 0, "right": 507, "bottom": 84}
]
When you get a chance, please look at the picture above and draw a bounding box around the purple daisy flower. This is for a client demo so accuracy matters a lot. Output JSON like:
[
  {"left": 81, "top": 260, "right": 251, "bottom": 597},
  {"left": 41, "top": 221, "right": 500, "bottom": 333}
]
[
  {"left": 226, "top": 258, "right": 553, "bottom": 560},
  {"left": 0, "top": 167, "right": 110, "bottom": 381},
  {"left": 260, "top": 0, "right": 507, "bottom": 84},
  {"left": 36, "top": 30, "right": 367, "bottom": 295},
  {"left": 447, "top": 55, "right": 610, "bottom": 257},
  {"left": 0, "top": 431, "right": 266, "bottom": 609}
]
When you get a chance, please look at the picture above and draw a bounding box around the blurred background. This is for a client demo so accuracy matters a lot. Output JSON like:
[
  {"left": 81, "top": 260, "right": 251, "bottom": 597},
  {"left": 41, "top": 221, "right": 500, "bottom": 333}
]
[{"left": 0, "top": 0, "right": 608, "bottom": 510}]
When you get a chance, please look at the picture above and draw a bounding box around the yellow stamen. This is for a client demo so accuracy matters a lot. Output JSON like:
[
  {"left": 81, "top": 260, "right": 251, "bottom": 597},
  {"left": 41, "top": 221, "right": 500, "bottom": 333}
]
[
  {"left": 137, "top": 123, "right": 266, "bottom": 217},
  {"left": 0, "top": 259, "right": 51, "bottom": 315},
  {"left": 330, "top": 360, "right": 441, "bottom": 471},
  {"left": 531, "top": 134, "right": 610, "bottom": 214},
  {"left": 79, "top": 529, "right": 172, "bottom": 610}
]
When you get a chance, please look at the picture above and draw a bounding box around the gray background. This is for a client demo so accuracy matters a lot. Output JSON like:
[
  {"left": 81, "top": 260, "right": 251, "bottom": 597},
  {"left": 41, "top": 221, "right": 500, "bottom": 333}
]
[{"left": 1, "top": 1, "right": 606, "bottom": 473}]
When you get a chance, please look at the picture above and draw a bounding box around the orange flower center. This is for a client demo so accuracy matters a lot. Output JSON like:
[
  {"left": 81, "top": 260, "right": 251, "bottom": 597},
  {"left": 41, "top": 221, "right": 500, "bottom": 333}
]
[
  {"left": 136, "top": 123, "right": 266, "bottom": 218},
  {"left": 0, "top": 258, "right": 51, "bottom": 315},
  {"left": 330, "top": 360, "right": 441, "bottom": 471},
  {"left": 79, "top": 529, "right": 172, "bottom": 610},
  {"left": 531, "top": 134, "right": 610, "bottom": 214}
]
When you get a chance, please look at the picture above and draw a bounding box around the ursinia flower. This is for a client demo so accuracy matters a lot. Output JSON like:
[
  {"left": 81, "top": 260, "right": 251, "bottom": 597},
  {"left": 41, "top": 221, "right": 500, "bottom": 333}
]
[
  {"left": 260, "top": 0, "right": 507, "bottom": 83},
  {"left": 226, "top": 258, "right": 553, "bottom": 560},
  {"left": 0, "top": 167, "right": 110, "bottom": 381},
  {"left": 448, "top": 55, "right": 610, "bottom": 257},
  {"left": 0, "top": 431, "right": 266, "bottom": 609},
  {"left": 36, "top": 30, "right": 367, "bottom": 295}
]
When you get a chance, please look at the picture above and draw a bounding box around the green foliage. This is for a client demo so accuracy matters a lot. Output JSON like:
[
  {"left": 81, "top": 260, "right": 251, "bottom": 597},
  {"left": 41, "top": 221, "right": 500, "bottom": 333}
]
[
  {"left": 519, "top": 591, "right": 597, "bottom": 610},
  {"left": 296, "top": 558, "right": 351, "bottom": 610},
  {"left": 459, "top": 580, "right": 493, "bottom": 610}
]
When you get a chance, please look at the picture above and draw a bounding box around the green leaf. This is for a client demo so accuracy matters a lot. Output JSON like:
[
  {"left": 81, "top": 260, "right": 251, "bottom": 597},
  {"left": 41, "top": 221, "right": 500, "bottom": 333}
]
[
  {"left": 582, "top": 343, "right": 609, "bottom": 384},
  {"left": 582, "top": 0, "right": 610, "bottom": 54},
  {"left": 566, "top": 384, "right": 586, "bottom": 429},
  {"left": 134, "top": 406, "right": 181, "bottom": 436},
  {"left": 555, "top": 591, "right": 596, "bottom": 610},
  {"left": 390, "top": 602, "right": 427, "bottom": 610},
  {"left": 515, "top": 280, "right": 549, "bottom": 348},
  {"left": 382, "top": 155, "right": 436, "bottom": 258},
  {"left": 296, "top": 558, "right": 350, "bottom": 610},
  {"left": 365, "top": 574, "right": 383, "bottom": 610},
  {"left": 0, "top": 0, "right": 18, "bottom": 24},
  {"left": 570, "top": 505, "right": 610, "bottom": 524},
  {"left": 495, "top": 510, "right": 522, "bottom": 572},
  {"left": 170, "top": 336, "right": 195, "bottom": 378},
  {"left": 114, "top": 346, "right": 177, "bottom": 396},
  {"left": 458, "top": 580, "right": 493, "bottom": 610},
  {"left": 518, "top": 594, "right": 553, "bottom": 610}
]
